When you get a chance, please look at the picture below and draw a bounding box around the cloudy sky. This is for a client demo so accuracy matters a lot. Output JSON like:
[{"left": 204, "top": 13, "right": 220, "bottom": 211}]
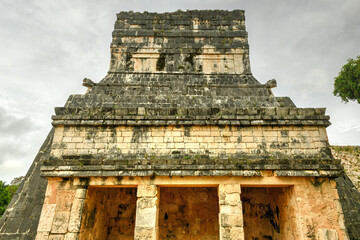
[{"left": 0, "top": 0, "right": 359, "bottom": 183}]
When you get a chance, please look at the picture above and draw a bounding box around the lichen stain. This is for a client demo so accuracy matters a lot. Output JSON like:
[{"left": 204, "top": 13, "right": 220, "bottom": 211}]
[
  {"left": 184, "top": 126, "right": 191, "bottom": 137},
  {"left": 85, "top": 205, "right": 97, "bottom": 228},
  {"left": 156, "top": 53, "right": 166, "bottom": 71},
  {"left": 309, "top": 177, "right": 326, "bottom": 189},
  {"left": 131, "top": 126, "right": 149, "bottom": 143}
]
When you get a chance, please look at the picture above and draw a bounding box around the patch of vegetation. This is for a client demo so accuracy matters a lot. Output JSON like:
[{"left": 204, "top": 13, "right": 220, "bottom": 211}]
[
  {"left": 0, "top": 176, "right": 24, "bottom": 217},
  {"left": 333, "top": 55, "right": 360, "bottom": 103},
  {"left": 331, "top": 145, "right": 360, "bottom": 156}
]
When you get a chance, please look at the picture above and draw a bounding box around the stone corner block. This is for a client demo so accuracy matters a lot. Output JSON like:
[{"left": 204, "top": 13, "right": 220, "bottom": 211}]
[
  {"left": 137, "top": 184, "right": 158, "bottom": 197},
  {"left": 75, "top": 189, "right": 87, "bottom": 199},
  {"left": 134, "top": 227, "right": 158, "bottom": 240},
  {"left": 218, "top": 184, "right": 241, "bottom": 194},
  {"left": 36, "top": 232, "right": 50, "bottom": 240}
]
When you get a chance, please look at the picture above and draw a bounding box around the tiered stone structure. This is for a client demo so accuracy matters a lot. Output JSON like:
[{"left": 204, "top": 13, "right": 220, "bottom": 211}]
[{"left": 1, "top": 9, "right": 360, "bottom": 240}]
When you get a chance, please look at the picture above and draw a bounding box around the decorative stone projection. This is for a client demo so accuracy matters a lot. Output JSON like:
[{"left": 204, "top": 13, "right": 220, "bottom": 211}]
[
  {"left": 134, "top": 184, "right": 160, "bottom": 240},
  {"left": 218, "top": 184, "right": 244, "bottom": 240}
]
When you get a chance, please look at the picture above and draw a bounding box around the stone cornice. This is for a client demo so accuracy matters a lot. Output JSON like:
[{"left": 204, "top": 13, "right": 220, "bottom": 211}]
[{"left": 52, "top": 107, "right": 331, "bottom": 127}]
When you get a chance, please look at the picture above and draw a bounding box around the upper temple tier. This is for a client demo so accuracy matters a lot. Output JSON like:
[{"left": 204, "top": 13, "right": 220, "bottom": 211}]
[
  {"left": 110, "top": 10, "right": 250, "bottom": 74},
  {"left": 47, "top": 10, "right": 339, "bottom": 178},
  {"left": 60, "top": 10, "right": 299, "bottom": 110}
]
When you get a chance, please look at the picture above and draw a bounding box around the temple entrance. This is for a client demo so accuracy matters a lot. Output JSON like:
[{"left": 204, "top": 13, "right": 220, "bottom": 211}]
[
  {"left": 241, "top": 186, "right": 297, "bottom": 240},
  {"left": 79, "top": 187, "right": 137, "bottom": 240},
  {"left": 159, "top": 187, "right": 220, "bottom": 240}
]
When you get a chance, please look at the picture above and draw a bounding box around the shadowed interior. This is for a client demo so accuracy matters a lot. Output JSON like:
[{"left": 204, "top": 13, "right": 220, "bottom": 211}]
[
  {"left": 79, "top": 187, "right": 137, "bottom": 240},
  {"left": 241, "top": 187, "right": 297, "bottom": 240},
  {"left": 159, "top": 187, "right": 220, "bottom": 240}
]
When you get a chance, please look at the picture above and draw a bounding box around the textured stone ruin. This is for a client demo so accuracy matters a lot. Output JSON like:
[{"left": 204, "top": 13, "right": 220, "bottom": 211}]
[{"left": 1, "top": 9, "right": 360, "bottom": 240}]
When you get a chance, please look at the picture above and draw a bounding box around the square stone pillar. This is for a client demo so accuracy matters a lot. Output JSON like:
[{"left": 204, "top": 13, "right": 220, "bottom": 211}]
[
  {"left": 218, "top": 184, "right": 244, "bottom": 240},
  {"left": 134, "top": 184, "right": 160, "bottom": 240},
  {"left": 35, "top": 178, "right": 87, "bottom": 240}
]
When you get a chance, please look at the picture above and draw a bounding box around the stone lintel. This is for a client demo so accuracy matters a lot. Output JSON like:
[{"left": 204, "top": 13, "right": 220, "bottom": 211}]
[{"left": 40, "top": 169, "right": 343, "bottom": 178}]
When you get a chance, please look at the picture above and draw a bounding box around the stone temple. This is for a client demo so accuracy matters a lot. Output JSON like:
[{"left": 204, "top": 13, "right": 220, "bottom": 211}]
[{"left": 1, "top": 9, "right": 360, "bottom": 240}]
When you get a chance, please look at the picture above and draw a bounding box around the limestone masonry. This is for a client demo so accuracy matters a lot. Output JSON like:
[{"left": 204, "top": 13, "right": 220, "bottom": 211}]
[{"left": 1, "top": 10, "right": 360, "bottom": 240}]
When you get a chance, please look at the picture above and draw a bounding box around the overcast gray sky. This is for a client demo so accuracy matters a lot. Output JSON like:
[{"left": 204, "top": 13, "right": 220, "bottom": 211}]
[{"left": 0, "top": 0, "right": 359, "bottom": 183}]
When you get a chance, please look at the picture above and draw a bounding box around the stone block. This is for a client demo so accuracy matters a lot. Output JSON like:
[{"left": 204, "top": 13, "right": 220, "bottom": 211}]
[
  {"left": 224, "top": 193, "right": 241, "bottom": 206},
  {"left": 48, "top": 235, "right": 64, "bottom": 240},
  {"left": 137, "top": 197, "right": 157, "bottom": 209},
  {"left": 75, "top": 189, "right": 87, "bottom": 199},
  {"left": 53, "top": 127, "right": 64, "bottom": 143},
  {"left": 37, "top": 204, "right": 56, "bottom": 232},
  {"left": 137, "top": 185, "right": 158, "bottom": 197},
  {"left": 71, "top": 137, "right": 83, "bottom": 143},
  {"left": 219, "top": 184, "right": 241, "bottom": 194},
  {"left": 319, "top": 127, "right": 328, "bottom": 141},
  {"left": 64, "top": 233, "right": 78, "bottom": 240},
  {"left": 220, "top": 213, "right": 243, "bottom": 227},
  {"left": 135, "top": 205, "right": 158, "bottom": 228},
  {"left": 184, "top": 143, "right": 199, "bottom": 149},
  {"left": 317, "top": 228, "right": 339, "bottom": 240},
  {"left": 134, "top": 227, "right": 158, "bottom": 240},
  {"left": 35, "top": 232, "right": 49, "bottom": 240},
  {"left": 51, "top": 211, "right": 70, "bottom": 234},
  {"left": 220, "top": 226, "right": 244, "bottom": 240},
  {"left": 220, "top": 205, "right": 242, "bottom": 214},
  {"left": 68, "top": 198, "right": 84, "bottom": 233}
]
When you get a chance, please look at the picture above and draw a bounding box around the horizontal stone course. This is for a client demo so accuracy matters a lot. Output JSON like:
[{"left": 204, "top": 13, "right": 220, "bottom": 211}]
[{"left": 54, "top": 107, "right": 327, "bottom": 118}]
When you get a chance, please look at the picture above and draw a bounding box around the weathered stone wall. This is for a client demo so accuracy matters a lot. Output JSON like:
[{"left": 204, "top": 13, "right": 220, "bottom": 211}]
[
  {"left": 110, "top": 10, "right": 250, "bottom": 74},
  {"left": 293, "top": 177, "right": 348, "bottom": 240},
  {"left": 39, "top": 124, "right": 342, "bottom": 178},
  {"left": 335, "top": 173, "right": 360, "bottom": 240},
  {"left": 79, "top": 187, "right": 137, "bottom": 240},
  {"left": 332, "top": 146, "right": 360, "bottom": 190},
  {"left": 51, "top": 125, "right": 330, "bottom": 160},
  {"left": 159, "top": 187, "right": 219, "bottom": 239},
  {"left": 34, "top": 176, "right": 349, "bottom": 240}
]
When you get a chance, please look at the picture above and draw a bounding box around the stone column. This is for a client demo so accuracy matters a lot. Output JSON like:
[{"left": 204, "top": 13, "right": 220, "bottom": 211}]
[
  {"left": 65, "top": 188, "right": 87, "bottom": 240},
  {"left": 35, "top": 178, "right": 87, "bottom": 240},
  {"left": 134, "top": 184, "right": 160, "bottom": 240},
  {"left": 218, "top": 184, "right": 244, "bottom": 240}
]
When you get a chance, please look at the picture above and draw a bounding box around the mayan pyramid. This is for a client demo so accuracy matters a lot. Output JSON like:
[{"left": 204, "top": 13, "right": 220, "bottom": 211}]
[{"left": 1, "top": 9, "right": 359, "bottom": 240}]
